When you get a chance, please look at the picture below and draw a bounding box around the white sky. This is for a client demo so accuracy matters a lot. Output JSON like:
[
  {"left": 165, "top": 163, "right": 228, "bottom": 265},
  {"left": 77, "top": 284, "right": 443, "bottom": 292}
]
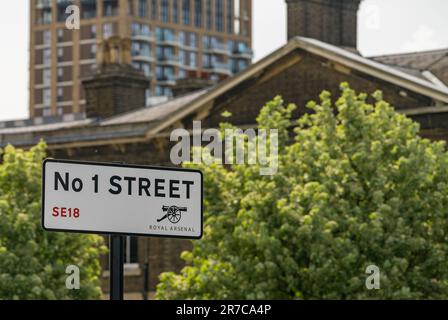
[{"left": 1, "top": 0, "right": 448, "bottom": 121}]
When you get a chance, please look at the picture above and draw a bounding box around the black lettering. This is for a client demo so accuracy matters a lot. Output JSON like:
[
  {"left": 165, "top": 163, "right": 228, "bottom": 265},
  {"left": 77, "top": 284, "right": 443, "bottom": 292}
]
[
  {"left": 109, "top": 176, "right": 122, "bottom": 195},
  {"left": 139, "top": 178, "right": 151, "bottom": 196},
  {"left": 123, "top": 176, "right": 136, "bottom": 195},
  {"left": 72, "top": 178, "right": 83, "bottom": 192},
  {"left": 182, "top": 180, "right": 194, "bottom": 199},
  {"left": 54, "top": 171, "right": 69, "bottom": 191},
  {"left": 155, "top": 179, "right": 165, "bottom": 197},
  {"left": 169, "top": 180, "right": 180, "bottom": 198}
]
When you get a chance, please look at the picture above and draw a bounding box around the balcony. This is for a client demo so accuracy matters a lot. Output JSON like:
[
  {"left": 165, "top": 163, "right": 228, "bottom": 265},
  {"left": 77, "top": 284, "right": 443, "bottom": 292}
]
[
  {"left": 156, "top": 75, "right": 177, "bottom": 86},
  {"left": 132, "top": 52, "right": 154, "bottom": 63},
  {"left": 232, "top": 47, "right": 253, "bottom": 59},
  {"left": 157, "top": 36, "right": 179, "bottom": 46},
  {"left": 204, "top": 43, "right": 230, "bottom": 56},
  {"left": 203, "top": 62, "right": 231, "bottom": 75},
  {"left": 157, "top": 55, "right": 180, "bottom": 66},
  {"left": 36, "top": 0, "right": 52, "bottom": 9}
]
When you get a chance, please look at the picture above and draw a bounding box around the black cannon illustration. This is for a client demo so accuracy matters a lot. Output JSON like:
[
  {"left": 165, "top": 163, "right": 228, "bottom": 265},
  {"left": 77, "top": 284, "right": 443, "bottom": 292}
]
[{"left": 157, "top": 206, "right": 187, "bottom": 224}]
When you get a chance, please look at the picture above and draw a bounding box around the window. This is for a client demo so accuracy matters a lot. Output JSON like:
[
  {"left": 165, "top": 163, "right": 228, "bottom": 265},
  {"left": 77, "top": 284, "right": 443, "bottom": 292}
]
[
  {"left": 43, "top": 68, "right": 51, "bottom": 85},
  {"left": 91, "top": 25, "right": 97, "bottom": 38},
  {"left": 179, "top": 31, "right": 186, "bottom": 46},
  {"left": 43, "top": 88, "right": 51, "bottom": 106},
  {"left": 57, "top": 0, "right": 74, "bottom": 22},
  {"left": 43, "top": 30, "right": 51, "bottom": 45},
  {"left": 194, "top": 0, "right": 202, "bottom": 27},
  {"left": 91, "top": 43, "right": 97, "bottom": 57},
  {"left": 161, "top": 0, "right": 169, "bottom": 22},
  {"left": 57, "top": 29, "right": 64, "bottom": 42},
  {"left": 141, "top": 63, "right": 151, "bottom": 77},
  {"left": 178, "top": 69, "right": 187, "bottom": 79},
  {"left": 36, "top": 0, "right": 52, "bottom": 24},
  {"left": 215, "top": 0, "right": 223, "bottom": 32},
  {"left": 179, "top": 50, "right": 187, "bottom": 65},
  {"left": 42, "top": 107, "right": 52, "bottom": 117},
  {"left": 43, "top": 48, "right": 51, "bottom": 65},
  {"left": 190, "top": 32, "right": 197, "bottom": 48},
  {"left": 103, "top": 0, "right": 118, "bottom": 16},
  {"left": 81, "top": 0, "right": 97, "bottom": 19},
  {"left": 57, "top": 106, "right": 64, "bottom": 116},
  {"left": 189, "top": 52, "right": 197, "bottom": 67},
  {"left": 151, "top": 0, "right": 157, "bottom": 19},
  {"left": 57, "top": 67, "right": 64, "bottom": 81},
  {"left": 182, "top": 0, "right": 190, "bottom": 25},
  {"left": 103, "top": 23, "right": 113, "bottom": 39},
  {"left": 206, "top": 0, "right": 212, "bottom": 29},
  {"left": 57, "top": 47, "right": 64, "bottom": 62},
  {"left": 173, "top": 0, "right": 179, "bottom": 23},
  {"left": 139, "top": 0, "right": 147, "bottom": 17},
  {"left": 227, "top": 0, "right": 233, "bottom": 33},
  {"left": 57, "top": 87, "right": 64, "bottom": 102}
]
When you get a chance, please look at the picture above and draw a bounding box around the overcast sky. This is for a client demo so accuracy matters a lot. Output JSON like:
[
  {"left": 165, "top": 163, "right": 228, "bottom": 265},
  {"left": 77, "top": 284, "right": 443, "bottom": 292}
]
[{"left": 1, "top": 0, "right": 448, "bottom": 121}]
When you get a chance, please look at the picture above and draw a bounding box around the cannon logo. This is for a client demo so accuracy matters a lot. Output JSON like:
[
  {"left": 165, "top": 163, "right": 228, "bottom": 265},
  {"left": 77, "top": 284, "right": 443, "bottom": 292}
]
[{"left": 157, "top": 206, "right": 187, "bottom": 224}]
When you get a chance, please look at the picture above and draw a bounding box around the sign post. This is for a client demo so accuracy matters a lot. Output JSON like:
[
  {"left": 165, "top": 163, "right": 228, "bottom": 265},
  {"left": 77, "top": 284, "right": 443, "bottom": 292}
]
[{"left": 41, "top": 159, "right": 203, "bottom": 300}]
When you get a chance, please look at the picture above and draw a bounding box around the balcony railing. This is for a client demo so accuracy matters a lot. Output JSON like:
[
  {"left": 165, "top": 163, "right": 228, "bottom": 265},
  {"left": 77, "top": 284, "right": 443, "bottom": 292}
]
[
  {"left": 157, "top": 35, "right": 179, "bottom": 46},
  {"left": 203, "top": 62, "right": 231, "bottom": 75},
  {"left": 157, "top": 55, "right": 180, "bottom": 65}
]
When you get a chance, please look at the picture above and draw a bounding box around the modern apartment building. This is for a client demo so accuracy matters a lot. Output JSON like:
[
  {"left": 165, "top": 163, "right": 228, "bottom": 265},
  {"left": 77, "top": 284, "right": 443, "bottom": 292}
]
[{"left": 30, "top": 0, "right": 252, "bottom": 118}]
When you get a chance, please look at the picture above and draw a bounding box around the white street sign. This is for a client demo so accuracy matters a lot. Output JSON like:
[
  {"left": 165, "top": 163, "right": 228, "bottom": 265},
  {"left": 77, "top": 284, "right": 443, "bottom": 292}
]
[{"left": 42, "top": 159, "right": 203, "bottom": 239}]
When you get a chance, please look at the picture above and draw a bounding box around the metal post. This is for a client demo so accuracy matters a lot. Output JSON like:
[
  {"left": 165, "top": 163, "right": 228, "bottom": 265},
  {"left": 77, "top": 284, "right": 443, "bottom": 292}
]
[
  {"left": 109, "top": 235, "right": 124, "bottom": 300},
  {"left": 143, "top": 262, "right": 149, "bottom": 300}
]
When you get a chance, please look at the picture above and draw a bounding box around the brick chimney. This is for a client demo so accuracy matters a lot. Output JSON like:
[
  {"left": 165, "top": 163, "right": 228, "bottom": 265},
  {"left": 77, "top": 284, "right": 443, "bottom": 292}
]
[
  {"left": 82, "top": 36, "right": 150, "bottom": 119},
  {"left": 286, "top": 0, "right": 362, "bottom": 48}
]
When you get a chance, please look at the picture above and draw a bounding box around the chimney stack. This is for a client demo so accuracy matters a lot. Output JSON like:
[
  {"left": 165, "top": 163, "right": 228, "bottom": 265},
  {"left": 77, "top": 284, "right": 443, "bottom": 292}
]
[
  {"left": 82, "top": 36, "right": 150, "bottom": 119},
  {"left": 286, "top": 0, "right": 362, "bottom": 48}
]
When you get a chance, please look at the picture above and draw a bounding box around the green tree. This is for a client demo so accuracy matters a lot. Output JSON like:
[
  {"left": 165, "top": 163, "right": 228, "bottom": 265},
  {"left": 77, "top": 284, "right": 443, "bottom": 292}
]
[
  {"left": 156, "top": 83, "right": 448, "bottom": 299},
  {"left": 0, "top": 142, "right": 106, "bottom": 299}
]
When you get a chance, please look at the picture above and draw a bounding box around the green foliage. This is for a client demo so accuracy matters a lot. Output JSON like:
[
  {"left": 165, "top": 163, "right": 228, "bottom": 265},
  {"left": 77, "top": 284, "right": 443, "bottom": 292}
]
[
  {"left": 0, "top": 141, "right": 106, "bottom": 299},
  {"left": 156, "top": 83, "right": 448, "bottom": 299}
]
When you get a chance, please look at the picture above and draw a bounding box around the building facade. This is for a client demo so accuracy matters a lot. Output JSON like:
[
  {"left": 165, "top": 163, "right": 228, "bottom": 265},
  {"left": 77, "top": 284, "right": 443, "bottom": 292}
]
[{"left": 30, "top": 0, "right": 253, "bottom": 118}]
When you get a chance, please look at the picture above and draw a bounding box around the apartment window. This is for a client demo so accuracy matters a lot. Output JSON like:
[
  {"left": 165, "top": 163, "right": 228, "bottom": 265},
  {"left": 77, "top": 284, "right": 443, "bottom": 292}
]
[
  {"left": 190, "top": 32, "right": 197, "bottom": 48},
  {"left": 215, "top": 0, "right": 223, "bottom": 32},
  {"left": 57, "top": 29, "right": 64, "bottom": 42},
  {"left": 179, "top": 50, "right": 186, "bottom": 65},
  {"left": 227, "top": 0, "right": 233, "bottom": 33},
  {"left": 189, "top": 52, "right": 197, "bottom": 67},
  {"left": 57, "top": 0, "right": 74, "bottom": 22},
  {"left": 178, "top": 69, "right": 187, "bottom": 79},
  {"left": 206, "top": 0, "right": 212, "bottom": 29},
  {"left": 57, "top": 47, "right": 64, "bottom": 62},
  {"left": 43, "top": 30, "right": 52, "bottom": 45},
  {"left": 179, "top": 31, "right": 186, "bottom": 46},
  {"left": 42, "top": 107, "right": 52, "bottom": 117},
  {"left": 57, "top": 87, "right": 64, "bottom": 102},
  {"left": 91, "top": 25, "right": 97, "bottom": 38},
  {"left": 139, "top": 0, "right": 147, "bottom": 17},
  {"left": 57, "top": 106, "right": 64, "bottom": 116},
  {"left": 91, "top": 43, "right": 97, "bottom": 57},
  {"left": 36, "top": 0, "right": 52, "bottom": 24},
  {"left": 43, "top": 88, "right": 51, "bottom": 106},
  {"left": 173, "top": 0, "right": 179, "bottom": 23},
  {"left": 161, "top": 0, "right": 169, "bottom": 22},
  {"left": 155, "top": 85, "right": 163, "bottom": 96},
  {"left": 103, "top": 0, "right": 118, "bottom": 16},
  {"left": 103, "top": 23, "right": 113, "bottom": 39},
  {"left": 57, "top": 68, "right": 64, "bottom": 81},
  {"left": 194, "top": 0, "right": 202, "bottom": 28},
  {"left": 81, "top": 0, "right": 97, "bottom": 19},
  {"left": 151, "top": 0, "right": 157, "bottom": 19},
  {"left": 43, "top": 48, "right": 51, "bottom": 65},
  {"left": 141, "top": 63, "right": 151, "bottom": 77},
  {"left": 182, "top": 0, "right": 190, "bottom": 25},
  {"left": 43, "top": 68, "right": 51, "bottom": 85}
]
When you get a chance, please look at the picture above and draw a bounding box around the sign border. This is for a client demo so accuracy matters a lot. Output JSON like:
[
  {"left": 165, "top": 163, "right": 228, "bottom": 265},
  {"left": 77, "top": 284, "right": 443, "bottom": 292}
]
[{"left": 42, "top": 158, "right": 204, "bottom": 240}]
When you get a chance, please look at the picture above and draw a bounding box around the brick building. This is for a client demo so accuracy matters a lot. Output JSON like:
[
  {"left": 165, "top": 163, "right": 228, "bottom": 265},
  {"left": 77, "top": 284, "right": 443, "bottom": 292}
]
[{"left": 1, "top": 0, "right": 447, "bottom": 298}]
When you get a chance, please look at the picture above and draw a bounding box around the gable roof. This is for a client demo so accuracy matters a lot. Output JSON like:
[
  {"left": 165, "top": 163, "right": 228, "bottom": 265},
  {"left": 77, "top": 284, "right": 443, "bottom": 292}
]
[
  {"left": 2, "top": 37, "right": 448, "bottom": 149},
  {"left": 142, "top": 37, "right": 448, "bottom": 139},
  {"left": 371, "top": 48, "right": 448, "bottom": 71}
]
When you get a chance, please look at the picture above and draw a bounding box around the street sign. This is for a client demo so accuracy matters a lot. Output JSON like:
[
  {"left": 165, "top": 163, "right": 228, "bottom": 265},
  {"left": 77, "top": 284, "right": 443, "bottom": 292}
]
[{"left": 42, "top": 159, "right": 203, "bottom": 239}]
